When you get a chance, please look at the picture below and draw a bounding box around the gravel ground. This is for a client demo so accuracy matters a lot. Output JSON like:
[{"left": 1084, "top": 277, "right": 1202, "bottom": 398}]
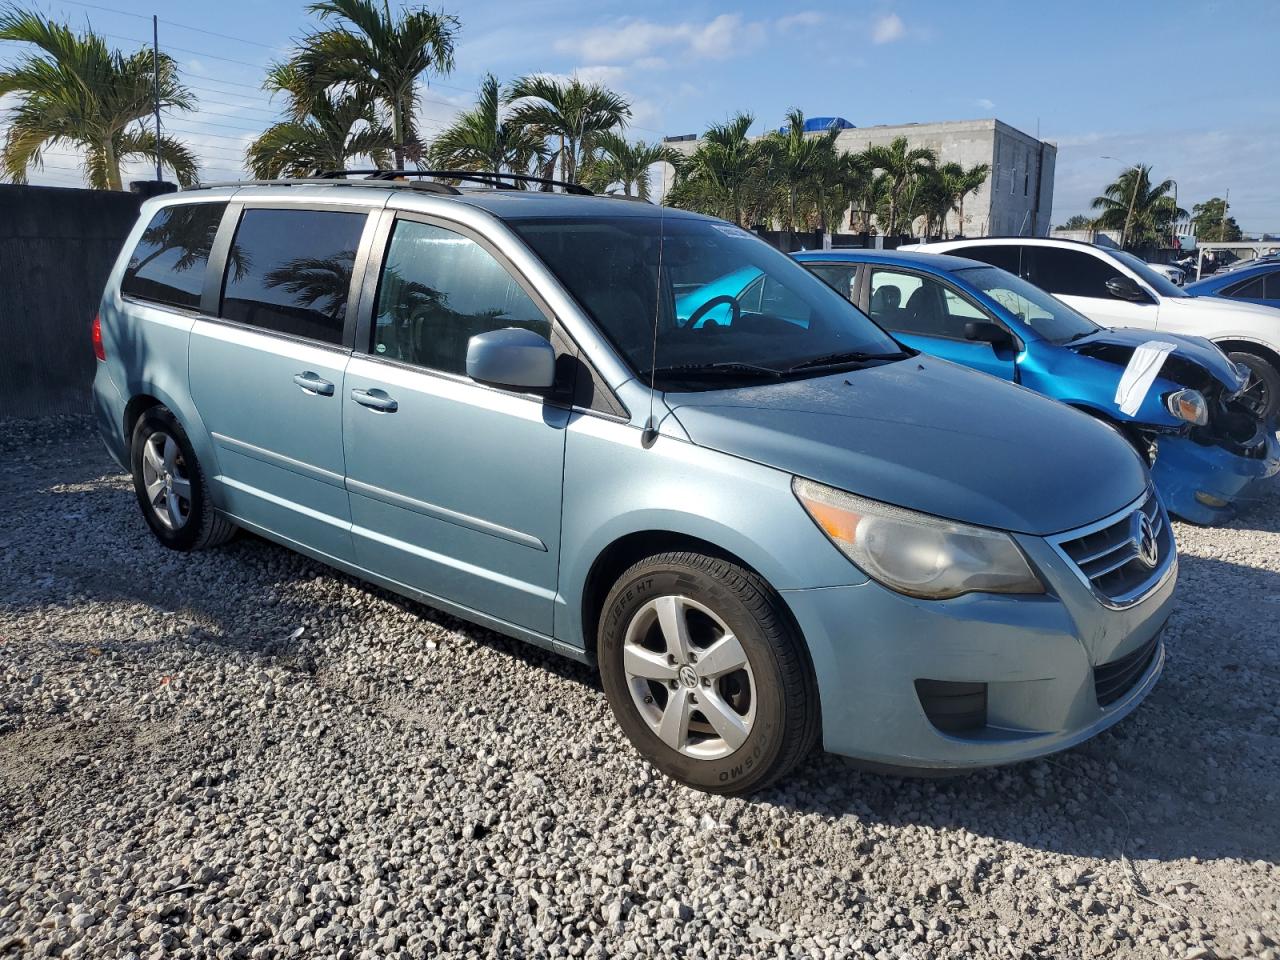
[{"left": 1, "top": 416, "right": 1278, "bottom": 960}]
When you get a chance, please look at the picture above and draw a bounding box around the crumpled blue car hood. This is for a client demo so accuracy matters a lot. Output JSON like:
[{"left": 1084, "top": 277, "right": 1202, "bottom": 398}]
[
  {"left": 1065, "top": 327, "right": 1244, "bottom": 393},
  {"left": 667, "top": 357, "right": 1149, "bottom": 536}
]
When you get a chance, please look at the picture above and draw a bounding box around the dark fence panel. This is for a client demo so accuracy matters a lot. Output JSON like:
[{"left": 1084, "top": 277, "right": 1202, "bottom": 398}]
[{"left": 0, "top": 184, "right": 141, "bottom": 419}]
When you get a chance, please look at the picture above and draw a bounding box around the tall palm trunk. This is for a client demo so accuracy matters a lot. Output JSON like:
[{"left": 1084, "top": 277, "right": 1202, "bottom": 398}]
[{"left": 102, "top": 137, "right": 122, "bottom": 191}]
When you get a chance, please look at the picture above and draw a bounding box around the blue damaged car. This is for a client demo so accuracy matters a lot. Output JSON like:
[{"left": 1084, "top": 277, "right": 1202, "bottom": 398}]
[
  {"left": 769, "top": 250, "right": 1278, "bottom": 525},
  {"left": 94, "top": 177, "right": 1177, "bottom": 794}
]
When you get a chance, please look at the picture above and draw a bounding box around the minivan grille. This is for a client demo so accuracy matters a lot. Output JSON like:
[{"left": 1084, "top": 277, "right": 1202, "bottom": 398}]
[
  {"left": 1094, "top": 633, "right": 1160, "bottom": 706},
  {"left": 1051, "top": 491, "right": 1173, "bottom": 606}
]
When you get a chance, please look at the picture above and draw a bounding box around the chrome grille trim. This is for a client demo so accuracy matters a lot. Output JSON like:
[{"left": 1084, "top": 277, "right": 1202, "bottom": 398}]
[{"left": 1047, "top": 489, "right": 1177, "bottom": 610}]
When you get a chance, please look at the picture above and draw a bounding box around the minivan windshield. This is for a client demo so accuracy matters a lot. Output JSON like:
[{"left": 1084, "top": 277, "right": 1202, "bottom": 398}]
[
  {"left": 1109, "top": 250, "right": 1190, "bottom": 298},
  {"left": 956, "top": 266, "right": 1101, "bottom": 343},
  {"left": 511, "top": 216, "right": 905, "bottom": 389}
]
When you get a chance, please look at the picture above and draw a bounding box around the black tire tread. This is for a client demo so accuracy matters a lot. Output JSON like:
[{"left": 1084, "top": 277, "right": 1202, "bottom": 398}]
[{"left": 602, "top": 550, "right": 820, "bottom": 794}]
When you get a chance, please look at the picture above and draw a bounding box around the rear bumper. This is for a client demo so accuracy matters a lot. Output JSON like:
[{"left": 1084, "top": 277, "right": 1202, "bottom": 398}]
[
  {"left": 783, "top": 539, "right": 1176, "bottom": 771},
  {"left": 91, "top": 364, "right": 129, "bottom": 471},
  {"left": 1153, "top": 431, "right": 1280, "bottom": 524}
]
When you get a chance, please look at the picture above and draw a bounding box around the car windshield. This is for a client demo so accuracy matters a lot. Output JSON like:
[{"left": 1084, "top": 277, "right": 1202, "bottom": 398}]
[
  {"left": 956, "top": 266, "right": 1101, "bottom": 343},
  {"left": 510, "top": 216, "right": 904, "bottom": 389},
  {"left": 1109, "top": 250, "right": 1190, "bottom": 298}
]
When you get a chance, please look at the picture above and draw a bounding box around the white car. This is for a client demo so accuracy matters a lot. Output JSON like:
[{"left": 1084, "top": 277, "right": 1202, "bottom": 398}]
[
  {"left": 902, "top": 237, "right": 1280, "bottom": 420},
  {"left": 1147, "top": 263, "right": 1184, "bottom": 286}
]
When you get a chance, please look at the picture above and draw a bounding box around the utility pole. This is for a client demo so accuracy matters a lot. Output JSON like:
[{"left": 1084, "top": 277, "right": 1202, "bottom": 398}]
[
  {"left": 152, "top": 15, "right": 162, "bottom": 182},
  {"left": 1122, "top": 166, "right": 1140, "bottom": 250},
  {"left": 1221, "top": 189, "right": 1230, "bottom": 241}
]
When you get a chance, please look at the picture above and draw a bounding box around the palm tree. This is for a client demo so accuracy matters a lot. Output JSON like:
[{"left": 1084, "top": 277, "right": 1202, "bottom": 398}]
[
  {"left": 428, "top": 74, "right": 546, "bottom": 180},
  {"left": 281, "top": 0, "right": 459, "bottom": 169},
  {"left": 505, "top": 75, "right": 631, "bottom": 184},
  {"left": 247, "top": 88, "right": 393, "bottom": 178},
  {"left": 939, "top": 161, "right": 989, "bottom": 237},
  {"left": 581, "top": 131, "right": 681, "bottom": 199},
  {"left": 1092, "top": 164, "right": 1186, "bottom": 251},
  {"left": 0, "top": 9, "right": 198, "bottom": 190},
  {"left": 668, "top": 113, "right": 761, "bottom": 226},
  {"left": 759, "top": 109, "right": 841, "bottom": 231},
  {"left": 859, "top": 136, "right": 938, "bottom": 237}
]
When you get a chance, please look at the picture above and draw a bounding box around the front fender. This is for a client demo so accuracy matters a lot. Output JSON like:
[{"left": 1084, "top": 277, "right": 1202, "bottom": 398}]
[
  {"left": 555, "top": 412, "right": 868, "bottom": 650},
  {"left": 1017, "top": 343, "right": 1184, "bottom": 430}
]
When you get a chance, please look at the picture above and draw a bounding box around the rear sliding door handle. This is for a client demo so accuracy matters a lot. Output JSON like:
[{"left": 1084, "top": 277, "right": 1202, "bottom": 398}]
[
  {"left": 293, "top": 371, "right": 335, "bottom": 396},
  {"left": 350, "top": 388, "right": 398, "bottom": 413}
]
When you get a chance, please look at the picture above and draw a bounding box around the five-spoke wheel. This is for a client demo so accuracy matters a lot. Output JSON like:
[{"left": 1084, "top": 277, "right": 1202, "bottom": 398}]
[{"left": 600, "top": 552, "right": 818, "bottom": 794}]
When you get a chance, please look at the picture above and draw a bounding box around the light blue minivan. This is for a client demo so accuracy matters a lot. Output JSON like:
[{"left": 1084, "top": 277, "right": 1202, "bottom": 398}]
[{"left": 92, "top": 174, "right": 1176, "bottom": 793}]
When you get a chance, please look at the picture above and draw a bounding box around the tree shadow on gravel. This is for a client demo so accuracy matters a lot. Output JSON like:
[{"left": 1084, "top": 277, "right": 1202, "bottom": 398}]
[{"left": 763, "top": 549, "right": 1280, "bottom": 867}]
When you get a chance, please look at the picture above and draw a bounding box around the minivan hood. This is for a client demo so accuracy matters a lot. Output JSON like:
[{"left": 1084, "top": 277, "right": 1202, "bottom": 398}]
[
  {"left": 667, "top": 358, "right": 1148, "bottom": 536},
  {"left": 1067, "top": 326, "right": 1244, "bottom": 392}
]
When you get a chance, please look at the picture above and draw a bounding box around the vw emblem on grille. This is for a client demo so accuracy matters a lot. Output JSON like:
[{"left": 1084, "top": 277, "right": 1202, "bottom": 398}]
[{"left": 1135, "top": 513, "right": 1159, "bottom": 568}]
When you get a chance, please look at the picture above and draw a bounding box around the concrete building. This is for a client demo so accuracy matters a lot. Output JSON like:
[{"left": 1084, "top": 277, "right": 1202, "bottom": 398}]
[{"left": 664, "top": 117, "right": 1057, "bottom": 238}]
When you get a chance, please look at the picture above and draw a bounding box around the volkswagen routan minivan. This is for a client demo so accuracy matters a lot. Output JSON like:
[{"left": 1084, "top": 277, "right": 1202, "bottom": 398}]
[{"left": 91, "top": 172, "right": 1177, "bottom": 794}]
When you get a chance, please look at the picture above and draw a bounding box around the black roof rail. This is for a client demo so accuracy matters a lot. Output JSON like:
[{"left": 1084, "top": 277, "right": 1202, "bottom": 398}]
[
  {"left": 317, "top": 168, "right": 594, "bottom": 196},
  {"left": 184, "top": 177, "right": 460, "bottom": 196}
]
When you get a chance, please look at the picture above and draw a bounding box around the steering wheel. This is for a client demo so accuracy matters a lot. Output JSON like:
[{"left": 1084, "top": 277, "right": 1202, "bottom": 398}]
[{"left": 686, "top": 294, "right": 742, "bottom": 329}]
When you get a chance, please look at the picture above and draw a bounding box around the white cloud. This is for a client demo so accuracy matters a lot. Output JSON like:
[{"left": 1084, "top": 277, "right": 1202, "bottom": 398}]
[
  {"left": 975, "top": 98, "right": 996, "bottom": 111},
  {"left": 871, "top": 13, "right": 906, "bottom": 44},
  {"left": 555, "top": 14, "right": 766, "bottom": 63},
  {"left": 778, "top": 10, "right": 824, "bottom": 30}
]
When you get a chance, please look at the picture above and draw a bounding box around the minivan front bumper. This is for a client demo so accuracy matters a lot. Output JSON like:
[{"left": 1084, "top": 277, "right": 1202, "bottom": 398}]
[{"left": 782, "top": 508, "right": 1177, "bottom": 771}]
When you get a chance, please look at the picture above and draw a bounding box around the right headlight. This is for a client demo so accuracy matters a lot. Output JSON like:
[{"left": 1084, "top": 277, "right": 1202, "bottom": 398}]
[
  {"left": 1165, "top": 388, "right": 1208, "bottom": 426},
  {"left": 793, "top": 477, "right": 1045, "bottom": 600}
]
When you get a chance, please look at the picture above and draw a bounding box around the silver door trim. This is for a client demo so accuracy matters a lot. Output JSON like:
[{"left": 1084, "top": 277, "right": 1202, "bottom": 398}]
[
  {"left": 211, "top": 432, "right": 345, "bottom": 487},
  {"left": 346, "top": 476, "right": 547, "bottom": 551}
]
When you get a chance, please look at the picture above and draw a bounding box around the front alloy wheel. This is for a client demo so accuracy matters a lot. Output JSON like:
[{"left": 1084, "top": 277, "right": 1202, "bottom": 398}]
[
  {"left": 599, "top": 552, "right": 819, "bottom": 794},
  {"left": 623, "top": 595, "right": 757, "bottom": 760}
]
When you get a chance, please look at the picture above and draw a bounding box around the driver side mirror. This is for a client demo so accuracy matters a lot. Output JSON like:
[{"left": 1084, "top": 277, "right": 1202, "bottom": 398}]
[
  {"left": 466, "top": 328, "right": 556, "bottom": 393},
  {"left": 964, "top": 320, "right": 1012, "bottom": 346},
  {"left": 1105, "top": 276, "right": 1148, "bottom": 302}
]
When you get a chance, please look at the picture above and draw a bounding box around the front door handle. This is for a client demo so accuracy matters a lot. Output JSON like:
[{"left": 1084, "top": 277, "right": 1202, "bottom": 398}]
[
  {"left": 293, "top": 371, "right": 335, "bottom": 396},
  {"left": 351, "top": 388, "right": 398, "bottom": 413}
]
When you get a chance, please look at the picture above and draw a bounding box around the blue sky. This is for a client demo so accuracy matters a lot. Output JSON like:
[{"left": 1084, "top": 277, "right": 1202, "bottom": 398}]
[{"left": 8, "top": 0, "right": 1280, "bottom": 233}]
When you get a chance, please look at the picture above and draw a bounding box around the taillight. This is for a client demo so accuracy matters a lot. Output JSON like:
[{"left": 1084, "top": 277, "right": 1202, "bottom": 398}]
[{"left": 92, "top": 314, "right": 105, "bottom": 361}]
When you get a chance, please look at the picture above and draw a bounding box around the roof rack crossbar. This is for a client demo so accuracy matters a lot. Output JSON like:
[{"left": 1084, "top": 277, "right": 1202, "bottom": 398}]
[
  {"left": 184, "top": 177, "right": 461, "bottom": 196},
  {"left": 317, "top": 169, "right": 593, "bottom": 196}
]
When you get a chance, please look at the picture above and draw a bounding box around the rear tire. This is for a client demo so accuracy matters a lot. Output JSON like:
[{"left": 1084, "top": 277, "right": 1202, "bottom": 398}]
[
  {"left": 130, "top": 406, "right": 235, "bottom": 551},
  {"left": 1225, "top": 351, "right": 1280, "bottom": 423},
  {"left": 598, "top": 552, "right": 819, "bottom": 795}
]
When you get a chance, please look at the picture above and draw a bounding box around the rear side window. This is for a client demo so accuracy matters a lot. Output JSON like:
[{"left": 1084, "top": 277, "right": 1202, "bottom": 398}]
[
  {"left": 805, "top": 262, "right": 860, "bottom": 302},
  {"left": 221, "top": 208, "right": 368, "bottom": 345},
  {"left": 1025, "top": 247, "right": 1119, "bottom": 299},
  {"left": 121, "top": 203, "right": 226, "bottom": 310},
  {"left": 1225, "top": 274, "right": 1271, "bottom": 299},
  {"left": 956, "top": 244, "right": 1022, "bottom": 276},
  {"left": 371, "top": 219, "right": 550, "bottom": 375}
]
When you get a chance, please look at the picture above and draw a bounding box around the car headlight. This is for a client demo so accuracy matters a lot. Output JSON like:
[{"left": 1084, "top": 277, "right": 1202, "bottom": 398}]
[
  {"left": 793, "top": 477, "right": 1045, "bottom": 600},
  {"left": 1165, "top": 388, "right": 1208, "bottom": 425}
]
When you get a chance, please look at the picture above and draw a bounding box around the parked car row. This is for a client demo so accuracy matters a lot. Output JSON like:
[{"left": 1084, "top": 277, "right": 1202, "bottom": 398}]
[
  {"left": 792, "top": 245, "right": 1280, "bottom": 524},
  {"left": 97, "top": 176, "right": 1214, "bottom": 794}
]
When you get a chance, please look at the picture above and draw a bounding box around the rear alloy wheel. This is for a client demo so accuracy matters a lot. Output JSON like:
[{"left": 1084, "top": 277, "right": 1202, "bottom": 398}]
[
  {"left": 130, "top": 406, "right": 235, "bottom": 551},
  {"left": 1226, "top": 351, "right": 1280, "bottom": 424},
  {"left": 599, "top": 552, "right": 818, "bottom": 794}
]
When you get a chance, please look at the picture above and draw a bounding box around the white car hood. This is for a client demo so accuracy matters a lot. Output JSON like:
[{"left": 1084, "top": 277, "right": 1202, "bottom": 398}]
[{"left": 1166, "top": 294, "right": 1280, "bottom": 323}]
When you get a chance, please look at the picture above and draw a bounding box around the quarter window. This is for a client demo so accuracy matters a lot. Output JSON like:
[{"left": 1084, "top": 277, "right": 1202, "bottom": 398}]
[
  {"left": 121, "top": 203, "right": 226, "bottom": 310},
  {"left": 1025, "top": 247, "right": 1120, "bottom": 299},
  {"left": 372, "top": 219, "right": 550, "bottom": 376},
  {"left": 221, "top": 208, "right": 368, "bottom": 345}
]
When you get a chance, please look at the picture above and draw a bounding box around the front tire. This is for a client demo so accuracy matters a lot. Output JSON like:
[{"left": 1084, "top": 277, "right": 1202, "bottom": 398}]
[
  {"left": 598, "top": 552, "right": 819, "bottom": 795},
  {"left": 130, "top": 406, "right": 235, "bottom": 551},
  {"left": 1225, "top": 351, "right": 1280, "bottom": 423}
]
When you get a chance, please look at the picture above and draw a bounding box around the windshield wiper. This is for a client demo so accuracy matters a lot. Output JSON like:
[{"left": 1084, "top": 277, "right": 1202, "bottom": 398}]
[
  {"left": 648, "top": 361, "right": 784, "bottom": 380},
  {"left": 785, "top": 350, "right": 908, "bottom": 373}
]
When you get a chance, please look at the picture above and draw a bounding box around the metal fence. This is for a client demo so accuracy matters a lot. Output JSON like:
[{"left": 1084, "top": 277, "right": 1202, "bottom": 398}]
[{"left": 0, "top": 184, "right": 141, "bottom": 419}]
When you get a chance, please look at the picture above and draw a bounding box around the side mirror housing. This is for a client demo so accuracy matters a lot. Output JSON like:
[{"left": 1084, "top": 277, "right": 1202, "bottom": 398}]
[
  {"left": 1105, "top": 276, "right": 1148, "bottom": 302},
  {"left": 964, "top": 320, "right": 1012, "bottom": 346},
  {"left": 466, "top": 328, "right": 556, "bottom": 392}
]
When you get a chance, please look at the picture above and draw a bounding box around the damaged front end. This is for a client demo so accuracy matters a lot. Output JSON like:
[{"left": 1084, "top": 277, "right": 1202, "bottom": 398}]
[{"left": 1072, "top": 335, "right": 1280, "bottom": 524}]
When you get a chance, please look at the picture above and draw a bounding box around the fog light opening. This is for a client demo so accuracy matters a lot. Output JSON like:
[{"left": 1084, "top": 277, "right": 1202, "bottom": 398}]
[
  {"left": 914, "top": 679, "right": 988, "bottom": 734},
  {"left": 1194, "top": 491, "right": 1230, "bottom": 509}
]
